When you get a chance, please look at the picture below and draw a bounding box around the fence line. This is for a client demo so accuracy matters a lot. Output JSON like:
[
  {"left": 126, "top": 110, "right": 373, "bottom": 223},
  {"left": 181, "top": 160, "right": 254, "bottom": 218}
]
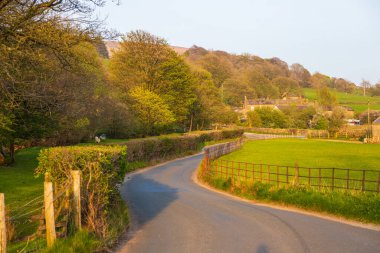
[
  {"left": 0, "top": 170, "right": 81, "bottom": 252},
  {"left": 202, "top": 141, "right": 380, "bottom": 193},
  {"left": 248, "top": 125, "right": 372, "bottom": 140},
  {"left": 204, "top": 160, "right": 380, "bottom": 193}
]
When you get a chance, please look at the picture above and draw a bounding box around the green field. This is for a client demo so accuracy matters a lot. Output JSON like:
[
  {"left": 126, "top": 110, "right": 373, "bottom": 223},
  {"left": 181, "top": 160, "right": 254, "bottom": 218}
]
[
  {"left": 211, "top": 139, "right": 380, "bottom": 191},
  {"left": 303, "top": 88, "right": 380, "bottom": 113},
  {"left": 0, "top": 147, "right": 43, "bottom": 208}
]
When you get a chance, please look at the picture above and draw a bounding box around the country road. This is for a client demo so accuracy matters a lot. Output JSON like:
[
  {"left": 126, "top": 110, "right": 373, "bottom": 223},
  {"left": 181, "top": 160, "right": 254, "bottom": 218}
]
[{"left": 116, "top": 154, "right": 380, "bottom": 253}]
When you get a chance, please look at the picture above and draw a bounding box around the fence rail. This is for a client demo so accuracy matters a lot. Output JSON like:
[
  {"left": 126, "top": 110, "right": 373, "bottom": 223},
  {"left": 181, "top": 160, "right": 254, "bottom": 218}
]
[
  {"left": 202, "top": 140, "right": 380, "bottom": 193},
  {"left": 204, "top": 159, "right": 380, "bottom": 193}
]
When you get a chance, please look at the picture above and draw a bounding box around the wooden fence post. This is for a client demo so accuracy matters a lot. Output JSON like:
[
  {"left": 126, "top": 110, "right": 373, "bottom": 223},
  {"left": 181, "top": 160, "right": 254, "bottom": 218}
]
[
  {"left": 0, "top": 193, "right": 6, "bottom": 253},
  {"left": 294, "top": 164, "right": 299, "bottom": 185},
  {"left": 44, "top": 180, "right": 56, "bottom": 247},
  {"left": 71, "top": 170, "right": 82, "bottom": 230}
]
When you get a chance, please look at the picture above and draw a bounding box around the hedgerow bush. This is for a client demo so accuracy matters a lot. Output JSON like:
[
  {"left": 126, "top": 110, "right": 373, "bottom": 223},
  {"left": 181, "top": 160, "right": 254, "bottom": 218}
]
[
  {"left": 36, "top": 146, "right": 127, "bottom": 239},
  {"left": 125, "top": 129, "right": 244, "bottom": 162}
]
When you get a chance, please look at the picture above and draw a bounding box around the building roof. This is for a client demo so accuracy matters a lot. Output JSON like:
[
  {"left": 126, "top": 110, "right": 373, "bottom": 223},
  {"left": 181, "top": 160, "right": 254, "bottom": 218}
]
[{"left": 373, "top": 117, "right": 380, "bottom": 124}]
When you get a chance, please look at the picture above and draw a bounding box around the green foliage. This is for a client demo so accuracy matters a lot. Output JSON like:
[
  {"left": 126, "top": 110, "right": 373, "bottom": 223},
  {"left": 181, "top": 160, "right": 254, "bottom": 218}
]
[
  {"left": 44, "top": 230, "right": 100, "bottom": 253},
  {"left": 312, "top": 114, "right": 329, "bottom": 130},
  {"left": 271, "top": 76, "right": 301, "bottom": 98},
  {"left": 247, "top": 70, "right": 279, "bottom": 98},
  {"left": 247, "top": 111, "right": 262, "bottom": 127},
  {"left": 254, "top": 108, "right": 288, "bottom": 128},
  {"left": 317, "top": 86, "right": 337, "bottom": 108},
  {"left": 282, "top": 106, "right": 316, "bottom": 129},
  {"left": 36, "top": 146, "right": 127, "bottom": 238},
  {"left": 129, "top": 87, "right": 175, "bottom": 135},
  {"left": 190, "top": 68, "right": 237, "bottom": 127},
  {"left": 109, "top": 30, "right": 196, "bottom": 131},
  {"left": 125, "top": 129, "right": 244, "bottom": 162},
  {"left": 200, "top": 53, "right": 233, "bottom": 88},
  {"left": 328, "top": 107, "right": 346, "bottom": 133}
]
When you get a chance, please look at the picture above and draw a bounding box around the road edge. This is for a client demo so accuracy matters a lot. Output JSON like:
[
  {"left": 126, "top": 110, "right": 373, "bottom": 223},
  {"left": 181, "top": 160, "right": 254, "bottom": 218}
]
[{"left": 192, "top": 165, "right": 380, "bottom": 232}]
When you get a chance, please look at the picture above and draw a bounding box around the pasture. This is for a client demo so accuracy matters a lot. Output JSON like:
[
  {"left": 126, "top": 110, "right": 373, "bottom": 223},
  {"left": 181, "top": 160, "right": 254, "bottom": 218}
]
[
  {"left": 303, "top": 88, "right": 380, "bottom": 113},
  {"left": 211, "top": 139, "right": 380, "bottom": 192}
]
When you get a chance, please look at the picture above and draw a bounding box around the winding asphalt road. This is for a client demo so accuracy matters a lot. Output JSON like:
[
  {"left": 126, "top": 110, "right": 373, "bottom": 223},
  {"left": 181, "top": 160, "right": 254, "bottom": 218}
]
[{"left": 117, "top": 154, "right": 380, "bottom": 253}]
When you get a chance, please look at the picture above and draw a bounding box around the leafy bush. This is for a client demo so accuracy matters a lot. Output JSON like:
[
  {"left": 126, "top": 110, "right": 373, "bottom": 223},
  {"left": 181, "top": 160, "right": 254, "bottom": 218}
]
[
  {"left": 36, "top": 146, "right": 127, "bottom": 239},
  {"left": 125, "top": 129, "right": 244, "bottom": 162}
]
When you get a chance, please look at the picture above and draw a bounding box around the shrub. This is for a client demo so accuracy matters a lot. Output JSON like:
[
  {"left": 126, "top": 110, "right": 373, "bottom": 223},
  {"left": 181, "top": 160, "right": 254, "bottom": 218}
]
[
  {"left": 36, "top": 146, "right": 127, "bottom": 239},
  {"left": 124, "top": 129, "right": 244, "bottom": 162}
]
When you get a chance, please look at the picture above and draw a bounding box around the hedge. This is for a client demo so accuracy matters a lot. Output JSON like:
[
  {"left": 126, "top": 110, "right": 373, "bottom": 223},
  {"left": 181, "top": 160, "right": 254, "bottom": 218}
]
[
  {"left": 124, "top": 129, "right": 244, "bottom": 162},
  {"left": 36, "top": 146, "right": 127, "bottom": 239},
  {"left": 34, "top": 129, "right": 244, "bottom": 246}
]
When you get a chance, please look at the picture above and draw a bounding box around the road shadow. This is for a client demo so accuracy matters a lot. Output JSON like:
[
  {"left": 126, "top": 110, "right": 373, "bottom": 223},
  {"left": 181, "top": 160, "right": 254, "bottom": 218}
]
[{"left": 119, "top": 173, "right": 178, "bottom": 227}]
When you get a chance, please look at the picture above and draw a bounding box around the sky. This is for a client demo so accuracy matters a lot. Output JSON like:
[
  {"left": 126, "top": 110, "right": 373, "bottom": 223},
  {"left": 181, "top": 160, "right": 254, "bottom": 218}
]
[{"left": 97, "top": 0, "right": 380, "bottom": 85}]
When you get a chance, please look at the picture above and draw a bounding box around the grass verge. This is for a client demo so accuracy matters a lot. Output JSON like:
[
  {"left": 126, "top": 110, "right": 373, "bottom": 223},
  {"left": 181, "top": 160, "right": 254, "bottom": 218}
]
[{"left": 203, "top": 176, "right": 380, "bottom": 224}]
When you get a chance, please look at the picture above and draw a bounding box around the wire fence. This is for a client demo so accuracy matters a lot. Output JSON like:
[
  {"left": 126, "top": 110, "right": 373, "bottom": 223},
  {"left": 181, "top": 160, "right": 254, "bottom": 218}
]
[
  {"left": 1, "top": 174, "right": 78, "bottom": 252},
  {"left": 202, "top": 140, "right": 380, "bottom": 193}
]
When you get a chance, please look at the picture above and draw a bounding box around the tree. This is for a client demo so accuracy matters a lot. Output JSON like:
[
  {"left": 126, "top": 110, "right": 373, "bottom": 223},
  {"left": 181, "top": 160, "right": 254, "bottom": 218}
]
[
  {"left": 328, "top": 107, "right": 345, "bottom": 133},
  {"left": 223, "top": 76, "right": 256, "bottom": 106},
  {"left": 246, "top": 70, "right": 279, "bottom": 98},
  {"left": 247, "top": 111, "right": 262, "bottom": 127},
  {"left": 109, "top": 30, "right": 196, "bottom": 129},
  {"left": 189, "top": 68, "right": 233, "bottom": 129},
  {"left": 255, "top": 108, "right": 287, "bottom": 128},
  {"left": 361, "top": 79, "right": 371, "bottom": 97},
  {"left": 290, "top": 63, "right": 311, "bottom": 87},
  {"left": 310, "top": 73, "right": 333, "bottom": 88},
  {"left": 312, "top": 114, "right": 329, "bottom": 130},
  {"left": 129, "top": 87, "right": 175, "bottom": 135},
  {"left": 369, "top": 83, "right": 380, "bottom": 96},
  {"left": 200, "top": 53, "right": 233, "bottom": 88},
  {"left": 0, "top": 0, "right": 111, "bottom": 161},
  {"left": 334, "top": 78, "right": 355, "bottom": 93},
  {"left": 282, "top": 106, "right": 316, "bottom": 129},
  {"left": 317, "top": 86, "right": 337, "bottom": 108},
  {"left": 271, "top": 77, "right": 301, "bottom": 98}
]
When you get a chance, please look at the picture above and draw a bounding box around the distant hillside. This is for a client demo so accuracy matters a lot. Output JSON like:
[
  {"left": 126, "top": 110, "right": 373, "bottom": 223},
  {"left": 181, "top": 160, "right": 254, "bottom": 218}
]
[
  {"left": 303, "top": 88, "right": 380, "bottom": 113},
  {"left": 102, "top": 40, "right": 189, "bottom": 58},
  {"left": 99, "top": 40, "right": 380, "bottom": 111}
]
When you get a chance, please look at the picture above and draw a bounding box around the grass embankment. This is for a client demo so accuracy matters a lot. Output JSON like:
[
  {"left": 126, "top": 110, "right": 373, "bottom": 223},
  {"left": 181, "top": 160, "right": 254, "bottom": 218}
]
[
  {"left": 303, "top": 88, "right": 380, "bottom": 113},
  {"left": 202, "top": 139, "right": 380, "bottom": 224}
]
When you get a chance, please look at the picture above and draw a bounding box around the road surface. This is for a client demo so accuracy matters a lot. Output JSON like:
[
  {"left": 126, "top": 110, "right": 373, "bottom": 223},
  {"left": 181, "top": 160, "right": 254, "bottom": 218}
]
[{"left": 117, "top": 154, "right": 380, "bottom": 253}]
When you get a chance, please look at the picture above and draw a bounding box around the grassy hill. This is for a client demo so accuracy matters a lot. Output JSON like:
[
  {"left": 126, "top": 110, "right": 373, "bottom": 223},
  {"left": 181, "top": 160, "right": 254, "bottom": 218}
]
[{"left": 303, "top": 88, "right": 380, "bottom": 113}]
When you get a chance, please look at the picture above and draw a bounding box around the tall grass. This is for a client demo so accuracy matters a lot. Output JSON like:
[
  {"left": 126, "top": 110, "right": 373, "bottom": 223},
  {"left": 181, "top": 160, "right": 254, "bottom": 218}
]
[{"left": 204, "top": 175, "right": 380, "bottom": 224}]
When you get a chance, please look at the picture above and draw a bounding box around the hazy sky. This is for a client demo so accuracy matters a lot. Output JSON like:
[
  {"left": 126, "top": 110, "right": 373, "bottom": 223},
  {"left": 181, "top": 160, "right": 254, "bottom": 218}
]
[{"left": 97, "top": 0, "right": 380, "bottom": 85}]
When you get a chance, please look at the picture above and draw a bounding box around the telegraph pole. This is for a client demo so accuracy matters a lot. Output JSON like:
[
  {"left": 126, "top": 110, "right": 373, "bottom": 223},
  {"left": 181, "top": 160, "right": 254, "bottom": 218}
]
[{"left": 367, "top": 100, "right": 371, "bottom": 139}]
